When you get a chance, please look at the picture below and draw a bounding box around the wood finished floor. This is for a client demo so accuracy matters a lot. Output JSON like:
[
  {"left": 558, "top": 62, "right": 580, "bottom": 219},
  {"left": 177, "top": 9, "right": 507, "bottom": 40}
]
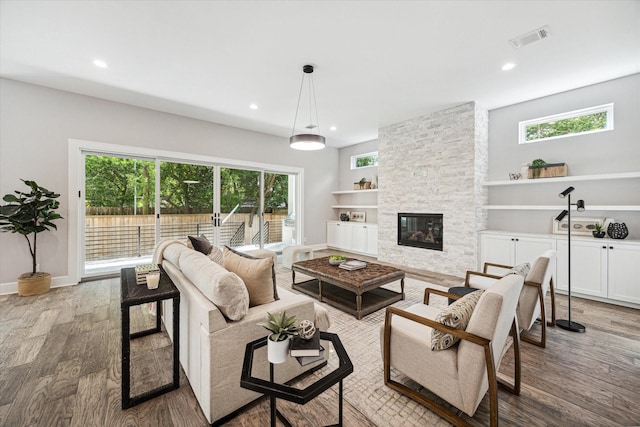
[{"left": 0, "top": 251, "right": 639, "bottom": 426}]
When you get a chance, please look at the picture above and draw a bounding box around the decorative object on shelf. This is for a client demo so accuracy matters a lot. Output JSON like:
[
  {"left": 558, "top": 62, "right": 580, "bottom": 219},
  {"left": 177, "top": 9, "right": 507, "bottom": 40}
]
[
  {"left": 509, "top": 172, "right": 522, "bottom": 180},
  {"left": 371, "top": 175, "right": 378, "bottom": 189},
  {"left": 555, "top": 186, "right": 586, "bottom": 333},
  {"left": 257, "top": 311, "right": 299, "bottom": 364},
  {"left": 329, "top": 255, "right": 346, "bottom": 265},
  {"left": 350, "top": 211, "right": 366, "bottom": 222},
  {"left": 297, "top": 319, "right": 316, "bottom": 340},
  {"left": 340, "top": 213, "right": 350, "bottom": 221},
  {"left": 592, "top": 222, "right": 606, "bottom": 238},
  {"left": 520, "top": 163, "right": 530, "bottom": 180},
  {"left": 607, "top": 222, "right": 629, "bottom": 239},
  {"left": 552, "top": 216, "right": 604, "bottom": 236},
  {"left": 0, "top": 179, "right": 63, "bottom": 296},
  {"left": 289, "top": 65, "right": 325, "bottom": 151},
  {"left": 357, "top": 178, "right": 371, "bottom": 190},
  {"left": 528, "top": 159, "right": 568, "bottom": 179}
]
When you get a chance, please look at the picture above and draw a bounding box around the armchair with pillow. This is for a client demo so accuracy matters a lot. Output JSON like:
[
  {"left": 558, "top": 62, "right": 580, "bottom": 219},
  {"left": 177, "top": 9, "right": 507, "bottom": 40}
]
[
  {"left": 464, "top": 249, "right": 557, "bottom": 348},
  {"left": 381, "top": 274, "right": 524, "bottom": 426}
]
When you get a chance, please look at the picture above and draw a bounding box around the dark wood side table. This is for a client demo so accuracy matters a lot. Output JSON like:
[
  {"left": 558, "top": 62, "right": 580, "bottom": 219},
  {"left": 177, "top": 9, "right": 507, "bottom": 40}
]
[
  {"left": 240, "top": 331, "right": 353, "bottom": 427},
  {"left": 120, "top": 266, "right": 180, "bottom": 409}
]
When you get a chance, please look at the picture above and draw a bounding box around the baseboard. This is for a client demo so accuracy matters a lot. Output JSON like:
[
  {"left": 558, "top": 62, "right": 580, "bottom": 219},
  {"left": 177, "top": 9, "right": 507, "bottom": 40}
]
[{"left": 0, "top": 275, "right": 78, "bottom": 296}]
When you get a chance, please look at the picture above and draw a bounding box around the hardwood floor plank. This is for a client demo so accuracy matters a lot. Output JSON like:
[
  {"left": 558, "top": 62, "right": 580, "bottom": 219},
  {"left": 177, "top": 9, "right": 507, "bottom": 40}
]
[
  {"left": 3, "top": 373, "right": 55, "bottom": 427},
  {"left": 45, "top": 395, "right": 76, "bottom": 427},
  {"left": 0, "top": 364, "right": 31, "bottom": 406},
  {"left": 70, "top": 369, "right": 107, "bottom": 427}
]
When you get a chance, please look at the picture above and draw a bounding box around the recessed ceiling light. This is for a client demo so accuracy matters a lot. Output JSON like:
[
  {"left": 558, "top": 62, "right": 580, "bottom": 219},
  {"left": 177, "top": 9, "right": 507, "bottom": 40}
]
[
  {"left": 249, "top": 103, "right": 258, "bottom": 110},
  {"left": 501, "top": 63, "right": 516, "bottom": 71},
  {"left": 330, "top": 126, "right": 337, "bottom": 131},
  {"left": 93, "top": 59, "right": 108, "bottom": 68}
]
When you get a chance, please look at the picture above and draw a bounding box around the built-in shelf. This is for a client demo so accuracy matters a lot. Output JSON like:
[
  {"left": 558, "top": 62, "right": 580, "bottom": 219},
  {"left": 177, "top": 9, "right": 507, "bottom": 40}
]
[
  {"left": 483, "top": 205, "right": 640, "bottom": 211},
  {"left": 331, "top": 205, "right": 378, "bottom": 209},
  {"left": 331, "top": 189, "right": 378, "bottom": 195},
  {"left": 484, "top": 171, "right": 640, "bottom": 187}
]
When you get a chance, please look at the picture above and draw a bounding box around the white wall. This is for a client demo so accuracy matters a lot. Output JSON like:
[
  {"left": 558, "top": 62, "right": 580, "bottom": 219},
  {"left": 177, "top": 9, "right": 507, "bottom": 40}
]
[
  {"left": 487, "top": 74, "right": 640, "bottom": 237},
  {"left": 335, "top": 139, "right": 379, "bottom": 224},
  {"left": 0, "top": 78, "right": 338, "bottom": 286}
]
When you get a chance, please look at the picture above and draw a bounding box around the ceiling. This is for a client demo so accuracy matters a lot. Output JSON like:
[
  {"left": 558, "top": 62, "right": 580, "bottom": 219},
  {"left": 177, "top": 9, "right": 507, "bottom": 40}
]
[{"left": 1, "top": 1, "right": 639, "bottom": 148}]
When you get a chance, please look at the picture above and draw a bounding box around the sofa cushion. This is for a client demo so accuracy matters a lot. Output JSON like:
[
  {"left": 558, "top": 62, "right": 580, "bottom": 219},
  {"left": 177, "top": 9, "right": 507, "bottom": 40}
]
[
  {"left": 431, "top": 289, "right": 484, "bottom": 351},
  {"left": 223, "top": 246, "right": 277, "bottom": 307},
  {"left": 188, "top": 234, "right": 213, "bottom": 255},
  {"left": 180, "top": 249, "right": 249, "bottom": 321},
  {"left": 207, "top": 246, "right": 224, "bottom": 266}
]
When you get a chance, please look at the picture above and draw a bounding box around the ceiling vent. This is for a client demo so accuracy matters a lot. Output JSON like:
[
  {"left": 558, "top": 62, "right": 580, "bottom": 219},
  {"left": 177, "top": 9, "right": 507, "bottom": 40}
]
[{"left": 509, "top": 26, "right": 551, "bottom": 49}]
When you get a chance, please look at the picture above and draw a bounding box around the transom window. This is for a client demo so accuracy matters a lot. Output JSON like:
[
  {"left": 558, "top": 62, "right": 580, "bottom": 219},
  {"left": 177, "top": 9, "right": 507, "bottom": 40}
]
[
  {"left": 351, "top": 151, "right": 378, "bottom": 169},
  {"left": 519, "top": 103, "right": 614, "bottom": 144}
]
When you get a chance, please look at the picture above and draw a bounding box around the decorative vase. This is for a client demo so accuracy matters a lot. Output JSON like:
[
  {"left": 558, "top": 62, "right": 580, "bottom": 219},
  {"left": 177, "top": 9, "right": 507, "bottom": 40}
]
[
  {"left": 17, "top": 272, "right": 51, "bottom": 296},
  {"left": 267, "top": 335, "right": 290, "bottom": 364},
  {"left": 607, "top": 223, "right": 629, "bottom": 239},
  {"left": 592, "top": 231, "right": 606, "bottom": 238}
]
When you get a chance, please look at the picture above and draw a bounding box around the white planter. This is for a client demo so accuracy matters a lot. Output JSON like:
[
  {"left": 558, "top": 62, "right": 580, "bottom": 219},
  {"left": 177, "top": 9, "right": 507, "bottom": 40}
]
[{"left": 267, "top": 335, "right": 290, "bottom": 364}]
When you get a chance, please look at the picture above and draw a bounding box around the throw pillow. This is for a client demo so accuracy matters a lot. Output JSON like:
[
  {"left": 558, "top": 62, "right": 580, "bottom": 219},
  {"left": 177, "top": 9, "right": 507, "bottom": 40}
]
[
  {"left": 503, "top": 262, "right": 530, "bottom": 278},
  {"left": 207, "top": 246, "right": 224, "bottom": 266},
  {"left": 188, "top": 234, "right": 213, "bottom": 255},
  {"left": 431, "top": 289, "right": 484, "bottom": 351},
  {"left": 223, "top": 246, "right": 278, "bottom": 306}
]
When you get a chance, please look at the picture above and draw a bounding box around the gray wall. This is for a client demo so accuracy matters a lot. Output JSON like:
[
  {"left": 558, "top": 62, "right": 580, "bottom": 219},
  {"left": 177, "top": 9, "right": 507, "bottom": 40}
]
[
  {"left": 0, "top": 78, "right": 338, "bottom": 285},
  {"left": 335, "top": 139, "right": 379, "bottom": 223},
  {"left": 488, "top": 74, "right": 640, "bottom": 237}
]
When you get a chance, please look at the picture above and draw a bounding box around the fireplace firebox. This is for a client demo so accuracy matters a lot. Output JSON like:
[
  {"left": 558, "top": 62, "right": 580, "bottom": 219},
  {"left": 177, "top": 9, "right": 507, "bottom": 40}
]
[{"left": 397, "top": 213, "right": 443, "bottom": 251}]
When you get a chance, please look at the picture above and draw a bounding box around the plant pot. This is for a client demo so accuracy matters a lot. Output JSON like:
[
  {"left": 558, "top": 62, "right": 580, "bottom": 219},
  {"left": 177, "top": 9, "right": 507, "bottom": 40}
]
[
  {"left": 593, "top": 231, "right": 606, "bottom": 238},
  {"left": 17, "top": 272, "right": 51, "bottom": 296},
  {"left": 267, "top": 335, "right": 290, "bottom": 364}
]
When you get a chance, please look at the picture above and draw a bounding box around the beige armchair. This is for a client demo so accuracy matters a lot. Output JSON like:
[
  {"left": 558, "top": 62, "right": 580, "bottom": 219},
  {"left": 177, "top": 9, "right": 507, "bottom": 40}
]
[
  {"left": 381, "top": 274, "right": 523, "bottom": 427},
  {"left": 465, "top": 249, "right": 556, "bottom": 348}
]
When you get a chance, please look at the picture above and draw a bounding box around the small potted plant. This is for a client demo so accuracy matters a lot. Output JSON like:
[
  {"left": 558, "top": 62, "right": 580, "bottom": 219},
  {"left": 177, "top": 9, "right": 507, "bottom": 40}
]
[
  {"left": 592, "top": 222, "right": 606, "bottom": 238},
  {"left": 529, "top": 158, "right": 547, "bottom": 179},
  {"left": 0, "top": 180, "right": 63, "bottom": 296},
  {"left": 257, "top": 311, "right": 298, "bottom": 364}
]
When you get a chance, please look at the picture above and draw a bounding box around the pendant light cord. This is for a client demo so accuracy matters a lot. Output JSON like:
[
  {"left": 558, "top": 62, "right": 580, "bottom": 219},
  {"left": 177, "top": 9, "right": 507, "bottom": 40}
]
[{"left": 291, "top": 73, "right": 305, "bottom": 137}]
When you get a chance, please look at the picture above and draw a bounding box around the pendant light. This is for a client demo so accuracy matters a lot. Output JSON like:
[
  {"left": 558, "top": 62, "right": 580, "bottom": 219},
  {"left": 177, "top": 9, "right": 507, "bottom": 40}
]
[{"left": 289, "top": 64, "right": 326, "bottom": 150}]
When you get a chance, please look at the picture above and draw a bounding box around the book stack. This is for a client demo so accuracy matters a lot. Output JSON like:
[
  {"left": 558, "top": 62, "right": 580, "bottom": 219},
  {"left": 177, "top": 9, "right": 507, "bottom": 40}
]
[
  {"left": 134, "top": 263, "right": 160, "bottom": 285},
  {"left": 339, "top": 260, "right": 367, "bottom": 271},
  {"left": 290, "top": 330, "right": 323, "bottom": 366}
]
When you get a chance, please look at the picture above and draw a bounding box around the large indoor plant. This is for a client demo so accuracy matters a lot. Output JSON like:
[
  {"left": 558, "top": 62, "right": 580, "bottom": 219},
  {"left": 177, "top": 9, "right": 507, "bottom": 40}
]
[
  {"left": 258, "top": 311, "right": 298, "bottom": 364},
  {"left": 0, "top": 179, "right": 63, "bottom": 296}
]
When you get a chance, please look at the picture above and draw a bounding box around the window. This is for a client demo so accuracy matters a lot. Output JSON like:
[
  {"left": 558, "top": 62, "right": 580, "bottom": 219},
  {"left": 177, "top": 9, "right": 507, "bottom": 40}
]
[
  {"left": 351, "top": 151, "right": 378, "bottom": 169},
  {"left": 519, "top": 103, "right": 614, "bottom": 144}
]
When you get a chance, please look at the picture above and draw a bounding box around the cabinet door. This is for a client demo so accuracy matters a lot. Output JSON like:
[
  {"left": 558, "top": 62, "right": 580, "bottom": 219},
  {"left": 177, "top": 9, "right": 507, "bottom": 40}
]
[
  {"left": 351, "top": 225, "right": 368, "bottom": 253},
  {"left": 556, "top": 240, "right": 606, "bottom": 297},
  {"left": 366, "top": 225, "right": 378, "bottom": 256},
  {"left": 607, "top": 242, "right": 640, "bottom": 304},
  {"left": 327, "top": 222, "right": 346, "bottom": 249},
  {"left": 514, "top": 236, "right": 555, "bottom": 265},
  {"left": 480, "top": 234, "right": 515, "bottom": 268}
]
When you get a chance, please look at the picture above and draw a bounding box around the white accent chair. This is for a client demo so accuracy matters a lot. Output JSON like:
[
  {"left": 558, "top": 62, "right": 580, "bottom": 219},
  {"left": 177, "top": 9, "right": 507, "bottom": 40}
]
[
  {"left": 381, "top": 274, "right": 523, "bottom": 427},
  {"left": 465, "top": 249, "right": 557, "bottom": 347}
]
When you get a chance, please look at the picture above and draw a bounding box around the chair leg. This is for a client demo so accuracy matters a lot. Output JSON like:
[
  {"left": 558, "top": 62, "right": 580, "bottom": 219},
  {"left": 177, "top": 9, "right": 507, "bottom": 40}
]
[
  {"left": 498, "top": 320, "right": 521, "bottom": 396},
  {"left": 521, "top": 287, "right": 547, "bottom": 348},
  {"left": 548, "top": 277, "right": 557, "bottom": 327}
]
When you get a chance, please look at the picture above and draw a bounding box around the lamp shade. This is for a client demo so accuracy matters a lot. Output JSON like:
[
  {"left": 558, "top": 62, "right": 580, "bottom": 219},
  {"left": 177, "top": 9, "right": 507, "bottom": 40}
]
[
  {"left": 289, "top": 134, "right": 326, "bottom": 150},
  {"left": 576, "top": 200, "right": 585, "bottom": 212}
]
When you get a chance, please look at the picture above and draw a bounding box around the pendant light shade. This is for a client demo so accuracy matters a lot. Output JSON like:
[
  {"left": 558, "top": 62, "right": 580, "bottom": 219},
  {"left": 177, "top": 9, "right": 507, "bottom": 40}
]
[{"left": 289, "top": 64, "right": 326, "bottom": 150}]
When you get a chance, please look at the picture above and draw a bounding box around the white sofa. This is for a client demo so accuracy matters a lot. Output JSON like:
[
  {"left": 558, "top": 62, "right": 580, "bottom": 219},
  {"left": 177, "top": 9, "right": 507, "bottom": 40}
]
[{"left": 152, "top": 240, "right": 330, "bottom": 425}]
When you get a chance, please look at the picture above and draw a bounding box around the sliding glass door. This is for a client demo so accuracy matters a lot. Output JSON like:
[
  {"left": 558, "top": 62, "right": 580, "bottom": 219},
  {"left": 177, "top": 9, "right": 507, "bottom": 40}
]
[{"left": 81, "top": 152, "right": 299, "bottom": 278}]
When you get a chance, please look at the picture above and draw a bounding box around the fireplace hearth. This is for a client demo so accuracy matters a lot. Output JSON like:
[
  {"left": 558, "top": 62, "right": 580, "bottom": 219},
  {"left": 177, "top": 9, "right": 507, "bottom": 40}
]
[{"left": 397, "top": 213, "right": 443, "bottom": 251}]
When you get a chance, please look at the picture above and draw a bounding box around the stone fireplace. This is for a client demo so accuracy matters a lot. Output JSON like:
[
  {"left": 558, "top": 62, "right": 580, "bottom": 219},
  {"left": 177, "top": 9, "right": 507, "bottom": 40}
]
[
  {"left": 397, "top": 213, "right": 443, "bottom": 251},
  {"left": 377, "top": 102, "right": 488, "bottom": 277}
]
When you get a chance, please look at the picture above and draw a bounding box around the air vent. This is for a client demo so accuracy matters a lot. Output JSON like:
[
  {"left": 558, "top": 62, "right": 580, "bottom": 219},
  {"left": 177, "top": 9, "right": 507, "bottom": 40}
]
[{"left": 509, "top": 26, "right": 551, "bottom": 49}]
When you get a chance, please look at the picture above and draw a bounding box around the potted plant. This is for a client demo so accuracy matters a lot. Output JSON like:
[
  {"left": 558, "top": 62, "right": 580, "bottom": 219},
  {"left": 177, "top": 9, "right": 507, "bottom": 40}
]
[
  {"left": 593, "top": 222, "right": 606, "bottom": 238},
  {"left": 358, "top": 178, "right": 367, "bottom": 189},
  {"left": 529, "top": 158, "right": 547, "bottom": 179},
  {"left": 257, "top": 311, "right": 298, "bottom": 364},
  {"left": 0, "top": 180, "right": 63, "bottom": 296}
]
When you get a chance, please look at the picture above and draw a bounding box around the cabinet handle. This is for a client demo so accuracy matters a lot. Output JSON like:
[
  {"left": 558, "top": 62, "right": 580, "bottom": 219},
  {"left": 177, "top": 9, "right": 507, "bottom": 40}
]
[
  {"left": 363, "top": 226, "right": 367, "bottom": 229},
  {"left": 602, "top": 246, "right": 607, "bottom": 249},
  {"left": 515, "top": 238, "right": 519, "bottom": 241},
  {"left": 511, "top": 238, "right": 515, "bottom": 241},
  {"left": 609, "top": 246, "right": 613, "bottom": 249}
]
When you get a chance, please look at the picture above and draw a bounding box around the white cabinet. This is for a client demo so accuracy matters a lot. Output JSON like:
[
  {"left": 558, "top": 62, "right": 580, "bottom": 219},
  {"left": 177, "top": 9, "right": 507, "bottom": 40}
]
[
  {"left": 603, "top": 242, "right": 640, "bottom": 304},
  {"left": 327, "top": 222, "right": 351, "bottom": 250},
  {"left": 479, "top": 233, "right": 555, "bottom": 269},
  {"left": 556, "top": 240, "right": 607, "bottom": 297},
  {"left": 326, "top": 221, "right": 377, "bottom": 256}
]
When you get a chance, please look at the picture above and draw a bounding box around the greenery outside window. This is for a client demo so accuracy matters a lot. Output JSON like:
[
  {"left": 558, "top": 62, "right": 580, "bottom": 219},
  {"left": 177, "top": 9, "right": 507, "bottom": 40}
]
[
  {"left": 519, "top": 103, "right": 614, "bottom": 144},
  {"left": 351, "top": 151, "right": 378, "bottom": 169}
]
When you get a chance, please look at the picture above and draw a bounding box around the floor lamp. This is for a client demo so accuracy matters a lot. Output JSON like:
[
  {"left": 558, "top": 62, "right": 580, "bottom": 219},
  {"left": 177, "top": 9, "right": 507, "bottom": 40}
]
[{"left": 555, "top": 186, "right": 586, "bottom": 333}]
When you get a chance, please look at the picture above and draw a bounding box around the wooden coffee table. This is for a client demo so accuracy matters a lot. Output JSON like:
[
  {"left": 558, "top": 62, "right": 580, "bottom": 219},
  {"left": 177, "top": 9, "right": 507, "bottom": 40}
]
[{"left": 292, "top": 257, "right": 405, "bottom": 319}]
